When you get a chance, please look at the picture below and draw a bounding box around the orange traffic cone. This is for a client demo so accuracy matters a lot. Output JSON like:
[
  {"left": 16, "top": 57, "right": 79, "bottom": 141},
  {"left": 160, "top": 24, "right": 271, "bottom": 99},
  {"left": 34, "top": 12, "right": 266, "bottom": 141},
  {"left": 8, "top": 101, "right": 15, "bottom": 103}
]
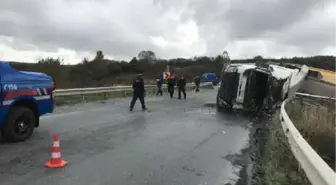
[{"left": 44, "top": 135, "right": 67, "bottom": 168}]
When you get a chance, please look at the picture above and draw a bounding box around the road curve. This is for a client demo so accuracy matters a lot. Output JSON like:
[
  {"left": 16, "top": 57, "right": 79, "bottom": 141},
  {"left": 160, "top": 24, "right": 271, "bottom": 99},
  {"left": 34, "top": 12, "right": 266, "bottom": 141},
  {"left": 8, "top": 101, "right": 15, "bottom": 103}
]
[{"left": 0, "top": 89, "right": 252, "bottom": 185}]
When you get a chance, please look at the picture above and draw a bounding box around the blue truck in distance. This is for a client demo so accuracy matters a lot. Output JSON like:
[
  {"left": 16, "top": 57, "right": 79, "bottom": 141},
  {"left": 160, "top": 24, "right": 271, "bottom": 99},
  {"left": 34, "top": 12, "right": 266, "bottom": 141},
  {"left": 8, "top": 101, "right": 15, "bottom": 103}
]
[{"left": 0, "top": 61, "right": 55, "bottom": 142}]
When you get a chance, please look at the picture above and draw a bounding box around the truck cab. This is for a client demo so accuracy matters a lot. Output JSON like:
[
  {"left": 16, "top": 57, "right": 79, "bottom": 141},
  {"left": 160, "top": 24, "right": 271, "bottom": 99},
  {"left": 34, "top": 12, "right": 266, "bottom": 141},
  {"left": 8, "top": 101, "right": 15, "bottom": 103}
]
[
  {"left": 216, "top": 62, "right": 293, "bottom": 113},
  {"left": 0, "top": 61, "right": 55, "bottom": 142}
]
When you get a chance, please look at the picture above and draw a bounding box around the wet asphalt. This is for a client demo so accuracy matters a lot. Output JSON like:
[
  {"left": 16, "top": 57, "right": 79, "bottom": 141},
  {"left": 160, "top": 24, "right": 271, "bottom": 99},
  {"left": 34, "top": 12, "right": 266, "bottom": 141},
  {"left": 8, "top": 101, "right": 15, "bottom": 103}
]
[{"left": 0, "top": 89, "right": 252, "bottom": 185}]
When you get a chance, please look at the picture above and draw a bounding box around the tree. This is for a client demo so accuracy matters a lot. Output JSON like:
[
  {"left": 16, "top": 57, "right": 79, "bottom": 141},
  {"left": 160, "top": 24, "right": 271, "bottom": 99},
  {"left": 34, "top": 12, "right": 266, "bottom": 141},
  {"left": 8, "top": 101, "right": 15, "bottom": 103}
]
[
  {"left": 137, "top": 50, "right": 156, "bottom": 62},
  {"left": 82, "top": 57, "right": 89, "bottom": 64},
  {"left": 94, "top": 50, "right": 104, "bottom": 60},
  {"left": 38, "top": 57, "right": 62, "bottom": 65},
  {"left": 253, "top": 55, "right": 263, "bottom": 61},
  {"left": 129, "top": 57, "right": 138, "bottom": 64},
  {"left": 214, "top": 55, "right": 223, "bottom": 67}
]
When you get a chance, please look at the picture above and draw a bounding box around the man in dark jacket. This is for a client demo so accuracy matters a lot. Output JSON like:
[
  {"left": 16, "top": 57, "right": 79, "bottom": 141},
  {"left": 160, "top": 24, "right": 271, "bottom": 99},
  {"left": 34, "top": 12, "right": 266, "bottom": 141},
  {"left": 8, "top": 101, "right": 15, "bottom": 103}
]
[
  {"left": 130, "top": 74, "right": 147, "bottom": 111},
  {"left": 167, "top": 75, "right": 176, "bottom": 99},
  {"left": 156, "top": 75, "right": 163, "bottom": 96},
  {"left": 177, "top": 75, "right": 187, "bottom": 99},
  {"left": 193, "top": 76, "right": 201, "bottom": 92}
]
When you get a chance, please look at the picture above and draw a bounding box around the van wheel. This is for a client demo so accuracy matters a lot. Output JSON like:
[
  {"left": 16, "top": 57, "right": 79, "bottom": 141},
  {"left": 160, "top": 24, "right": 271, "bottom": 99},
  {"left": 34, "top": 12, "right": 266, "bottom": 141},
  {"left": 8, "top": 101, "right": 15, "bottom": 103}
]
[{"left": 1, "top": 106, "right": 36, "bottom": 142}]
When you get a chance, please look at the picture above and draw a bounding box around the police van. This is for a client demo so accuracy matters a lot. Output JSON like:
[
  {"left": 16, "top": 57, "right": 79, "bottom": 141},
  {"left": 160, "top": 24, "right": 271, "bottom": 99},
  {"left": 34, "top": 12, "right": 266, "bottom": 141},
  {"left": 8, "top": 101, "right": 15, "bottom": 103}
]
[
  {"left": 216, "top": 62, "right": 296, "bottom": 112},
  {"left": 0, "top": 61, "right": 55, "bottom": 142}
]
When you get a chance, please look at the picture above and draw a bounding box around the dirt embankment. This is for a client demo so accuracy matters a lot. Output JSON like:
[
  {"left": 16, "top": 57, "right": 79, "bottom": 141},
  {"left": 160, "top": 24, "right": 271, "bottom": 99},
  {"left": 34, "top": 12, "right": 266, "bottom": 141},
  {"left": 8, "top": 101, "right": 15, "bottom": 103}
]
[
  {"left": 227, "top": 110, "right": 307, "bottom": 185},
  {"left": 243, "top": 110, "right": 311, "bottom": 185}
]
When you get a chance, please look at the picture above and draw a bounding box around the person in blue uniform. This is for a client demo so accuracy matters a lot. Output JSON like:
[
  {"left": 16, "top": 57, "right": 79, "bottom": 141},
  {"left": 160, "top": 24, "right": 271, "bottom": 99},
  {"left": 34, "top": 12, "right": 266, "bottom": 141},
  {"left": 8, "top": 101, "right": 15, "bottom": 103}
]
[
  {"left": 177, "top": 75, "right": 187, "bottom": 99},
  {"left": 130, "top": 74, "right": 147, "bottom": 111},
  {"left": 156, "top": 75, "right": 163, "bottom": 96}
]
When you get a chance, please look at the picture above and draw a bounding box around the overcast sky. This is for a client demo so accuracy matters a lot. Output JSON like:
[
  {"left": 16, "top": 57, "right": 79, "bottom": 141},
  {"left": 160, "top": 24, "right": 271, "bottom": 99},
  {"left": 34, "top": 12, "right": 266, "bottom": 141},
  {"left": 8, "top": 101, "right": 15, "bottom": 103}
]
[{"left": 0, "top": 0, "right": 335, "bottom": 64}]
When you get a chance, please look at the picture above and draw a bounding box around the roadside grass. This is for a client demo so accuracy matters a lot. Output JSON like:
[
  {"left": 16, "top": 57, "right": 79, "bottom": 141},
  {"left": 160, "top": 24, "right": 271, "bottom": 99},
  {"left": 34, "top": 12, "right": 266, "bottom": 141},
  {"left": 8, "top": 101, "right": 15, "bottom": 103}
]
[
  {"left": 310, "top": 67, "right": 336, "bottom": 84},
  {"left": 261, "top": 111, "right": 310, "bottom": 185},
  {"left": 286, "top": 97, "right": 335, "bottom": 170}
]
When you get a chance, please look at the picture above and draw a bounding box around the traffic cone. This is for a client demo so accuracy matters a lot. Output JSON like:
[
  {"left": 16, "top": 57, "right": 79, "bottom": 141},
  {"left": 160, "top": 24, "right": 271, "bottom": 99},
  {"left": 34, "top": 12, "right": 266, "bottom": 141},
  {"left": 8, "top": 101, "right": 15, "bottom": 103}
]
[{"left": 44, "top": 135, "right": 67, "bottom": 168}]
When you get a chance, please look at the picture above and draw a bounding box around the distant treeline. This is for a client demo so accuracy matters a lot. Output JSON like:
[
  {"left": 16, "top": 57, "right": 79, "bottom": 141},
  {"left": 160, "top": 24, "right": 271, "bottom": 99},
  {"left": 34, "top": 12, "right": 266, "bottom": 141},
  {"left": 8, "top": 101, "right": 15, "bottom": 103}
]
[{"left": 7, "top": 51, "right": 335, "bottom": 88}]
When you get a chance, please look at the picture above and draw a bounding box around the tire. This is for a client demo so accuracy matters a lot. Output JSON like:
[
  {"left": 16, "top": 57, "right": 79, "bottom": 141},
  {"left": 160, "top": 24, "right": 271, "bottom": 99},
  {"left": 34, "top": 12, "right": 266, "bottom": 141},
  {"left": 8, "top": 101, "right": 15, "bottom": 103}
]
[{"left": 1, "top": 106, "right": 36, "bottom": 142}]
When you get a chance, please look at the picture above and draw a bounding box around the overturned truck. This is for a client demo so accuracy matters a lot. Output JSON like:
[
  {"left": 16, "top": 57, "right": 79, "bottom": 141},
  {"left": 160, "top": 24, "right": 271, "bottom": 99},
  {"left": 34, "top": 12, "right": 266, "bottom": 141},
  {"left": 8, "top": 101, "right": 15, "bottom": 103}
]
[{"left": 216, "top": 62, "right": 297, "bottom": 112}]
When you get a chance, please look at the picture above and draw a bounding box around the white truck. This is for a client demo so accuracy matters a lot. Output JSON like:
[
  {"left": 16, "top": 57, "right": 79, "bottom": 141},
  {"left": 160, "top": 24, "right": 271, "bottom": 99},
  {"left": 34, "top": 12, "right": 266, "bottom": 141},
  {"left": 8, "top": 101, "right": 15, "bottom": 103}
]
[{"left": 216, "top": 62, "right": 296, "bottom": 112}]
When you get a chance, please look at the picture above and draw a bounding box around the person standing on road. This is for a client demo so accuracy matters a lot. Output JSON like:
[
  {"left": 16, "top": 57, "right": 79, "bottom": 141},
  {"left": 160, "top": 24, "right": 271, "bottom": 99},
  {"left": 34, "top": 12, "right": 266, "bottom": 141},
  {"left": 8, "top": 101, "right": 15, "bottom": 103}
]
[
  {"left": 177, "top": 75, "right": 187, "bottom": 99},
  {"left": 130, "top": 74, "right": 147, "bottom": 111},
  {"left": 193, "top": 76, "right": 201, "bottom": 92},
  {"left": 156, "top": 75, "right": 163, "bottom": 96},
  {"left": 167, "top": 75, "right": 176, "bottom": 99}
]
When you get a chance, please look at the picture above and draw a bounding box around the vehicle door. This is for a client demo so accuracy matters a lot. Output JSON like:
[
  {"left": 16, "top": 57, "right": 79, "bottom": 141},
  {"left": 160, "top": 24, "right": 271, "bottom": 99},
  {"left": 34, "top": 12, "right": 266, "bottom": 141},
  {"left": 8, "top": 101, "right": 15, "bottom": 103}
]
[
  {"left": 243, "top": 69, "right": 256, "bottom": 108},
  {"left": 218, "top": 66, "right": 239, "bottom": 105}
]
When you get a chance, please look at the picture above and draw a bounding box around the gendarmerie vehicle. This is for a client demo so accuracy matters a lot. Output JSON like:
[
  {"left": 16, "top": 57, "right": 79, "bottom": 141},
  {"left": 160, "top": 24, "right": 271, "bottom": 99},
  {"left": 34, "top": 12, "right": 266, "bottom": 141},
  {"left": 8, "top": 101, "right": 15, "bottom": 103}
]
[{"left": 216, "top": 62, "right": 298, "bottom": 112}]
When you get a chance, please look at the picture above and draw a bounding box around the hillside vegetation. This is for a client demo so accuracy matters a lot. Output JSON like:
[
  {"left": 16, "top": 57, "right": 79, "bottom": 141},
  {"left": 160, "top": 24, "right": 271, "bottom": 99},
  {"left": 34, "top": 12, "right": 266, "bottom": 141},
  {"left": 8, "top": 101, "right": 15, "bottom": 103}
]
[{"left": 7, "top": 51, "right": 335, "bottom": 88}]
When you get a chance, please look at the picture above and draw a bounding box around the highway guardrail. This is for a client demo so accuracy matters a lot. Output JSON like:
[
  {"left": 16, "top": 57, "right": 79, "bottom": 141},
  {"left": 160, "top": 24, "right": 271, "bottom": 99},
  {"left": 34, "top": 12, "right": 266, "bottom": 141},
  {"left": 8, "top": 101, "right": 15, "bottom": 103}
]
[
  {"left": 53, "top": 82, "right": 212, "bottom": 97},
  {"left": 280, "top": 93, "right": 336, "bottom": 185}
]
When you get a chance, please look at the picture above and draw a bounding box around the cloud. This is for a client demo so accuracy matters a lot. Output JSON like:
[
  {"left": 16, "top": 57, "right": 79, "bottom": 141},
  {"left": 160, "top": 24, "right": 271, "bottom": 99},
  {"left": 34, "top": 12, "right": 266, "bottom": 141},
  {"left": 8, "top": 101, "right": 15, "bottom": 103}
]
[{"left": 0, "top": 0, "right": 335, "bottom": 64}]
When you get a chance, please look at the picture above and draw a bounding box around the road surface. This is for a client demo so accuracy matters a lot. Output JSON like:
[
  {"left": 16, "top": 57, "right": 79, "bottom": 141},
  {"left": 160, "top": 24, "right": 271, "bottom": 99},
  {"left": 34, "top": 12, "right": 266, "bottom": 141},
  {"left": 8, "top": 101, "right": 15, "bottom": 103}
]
[
  {"left": 0, "top": 89, "right": 252, "bottom": 185},
  {"left": 300, "top": 79, "right": 335, "bottom": 97}
]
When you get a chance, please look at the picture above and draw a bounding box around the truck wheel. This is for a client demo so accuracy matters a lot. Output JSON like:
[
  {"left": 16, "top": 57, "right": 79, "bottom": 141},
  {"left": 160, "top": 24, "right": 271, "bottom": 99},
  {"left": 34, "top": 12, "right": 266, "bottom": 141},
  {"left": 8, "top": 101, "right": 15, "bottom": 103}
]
[{"left": 1, "top": 106, "right": 36, "bottom": 142}]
